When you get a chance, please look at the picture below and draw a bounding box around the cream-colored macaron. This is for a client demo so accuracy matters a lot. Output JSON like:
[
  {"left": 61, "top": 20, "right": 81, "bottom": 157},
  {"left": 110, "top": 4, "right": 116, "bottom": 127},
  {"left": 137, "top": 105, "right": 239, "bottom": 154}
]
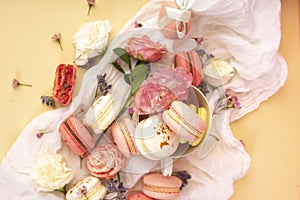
[
  {"left": 66, "top": 176, "right": 107, "bottom": 200},
  {"left": 134, "top": 115, "right": 179, "bottom": 160},
  {"left": 83, "top": 94, "right": 114, "bottom": 134}
]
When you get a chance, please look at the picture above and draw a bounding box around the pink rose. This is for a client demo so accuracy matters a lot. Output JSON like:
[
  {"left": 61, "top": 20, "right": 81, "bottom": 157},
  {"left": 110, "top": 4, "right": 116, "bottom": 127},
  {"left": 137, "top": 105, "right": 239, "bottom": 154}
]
[
  {"left": 125, "top": 35, "right": 166, "bottom": 62},
  {"left": 134, "top": 67, "right": 190, "bottom": 115},
  {"left": 134, "top": 83, "right": 177, "bottom": 115},
  {"left": 86, "top": 144, "right": 125, "bottom": 179}
]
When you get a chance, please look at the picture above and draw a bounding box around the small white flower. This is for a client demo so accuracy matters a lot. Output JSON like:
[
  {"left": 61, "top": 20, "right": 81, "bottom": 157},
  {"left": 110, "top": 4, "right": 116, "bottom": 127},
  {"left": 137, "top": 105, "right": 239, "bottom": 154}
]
[
  {"left": 72, "top": 20, "right": 113, "bottom": 66},
  {"left": 30, "top": 154, "right": 73, "bottom": 192}
]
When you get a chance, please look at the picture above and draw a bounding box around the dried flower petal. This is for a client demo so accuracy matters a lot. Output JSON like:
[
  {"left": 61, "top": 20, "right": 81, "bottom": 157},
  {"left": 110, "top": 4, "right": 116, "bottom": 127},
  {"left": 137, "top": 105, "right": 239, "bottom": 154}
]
[
  {"left": 12, "top": 78, "right": 32, "bottom": 88},
  {"left": 51, "top": 33, "right": 63, "bottom": 51}
]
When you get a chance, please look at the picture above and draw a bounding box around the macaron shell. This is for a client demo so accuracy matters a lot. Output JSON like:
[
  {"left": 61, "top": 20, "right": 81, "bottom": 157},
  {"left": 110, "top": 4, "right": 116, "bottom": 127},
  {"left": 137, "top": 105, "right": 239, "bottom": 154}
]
[
  {"left": 83, "top": 94, "right": 114, "bottom": 134},
  {"left": 143, "top": 173, "right": 182, "bottom": 200},
  {"left": 66, "top": 176, "right": 107, "bottom": 200},
  {"left": 112, "top": 118, "right": 139, "bottom": 158},
  {"left": 134, "top": 115, "right": 179, "bottom": 160},
  {"left": 163, "top": 101, "right": 206, "bottom": 142},
  {"left": 59, "top": 116, "right": 95, "bottom": 156},
  {"left": 175, "top": 51, "right": 203, "bottom": 86},
  {"left": 158, "top": 1, "right": 192, "bottom": 39},
  {"left": 127, "top": 192, "right": 154, "bottom": 200}
]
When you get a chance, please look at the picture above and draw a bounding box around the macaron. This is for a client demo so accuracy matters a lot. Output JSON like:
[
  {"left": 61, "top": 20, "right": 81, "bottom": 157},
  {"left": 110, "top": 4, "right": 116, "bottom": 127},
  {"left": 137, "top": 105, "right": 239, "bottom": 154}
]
[
  {"left": 83, "top": 93, "right": 115, "bottom": 134},
  {"left": 66, "top": 176, "right": 107, "bottom": 200},
  {"left": 134, "top": 115, "right": 179, "bottom": 160},
  {"left": 111, "top": 117, "right": 139, "bottom": 158},
  {"left": 127, "top": 192, "right": 154, "bottom": 200},
  {"left": 174, "top": 50, "right": 203, "bottom": 86},
  {"left": 59, "top": 116, "right": 95, "bottom": 157},
  {"left": 143, "top": 173, "right": 182, "bottom": 200},
  {"left": 158, "top": 1, "right": 192, "bottom": 39},
  {"left": 162, "top": 101, "right": 206, "bottom": 143},
  {"left": 53, "top": 64, "right": 76, "bottom": 106}
]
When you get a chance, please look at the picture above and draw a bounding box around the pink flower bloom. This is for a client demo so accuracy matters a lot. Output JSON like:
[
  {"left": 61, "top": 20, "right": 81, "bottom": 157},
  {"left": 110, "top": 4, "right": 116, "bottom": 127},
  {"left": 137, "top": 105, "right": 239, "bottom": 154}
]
[
  {"left": 12, "top": 78, "right": 32, "bottom": 88},
  {"left": 134, "top": 67, "right": 190, "bottom": 115},
  {"left": 86, "top": 144, "right": 125, "bottom": 179},
  {"left": 125, "top": 35, "right": 166, "bottom": 62},
  {"left": 174, "top": 66, "right": 193, "bottom": 85},
  {"left": 134, "top": 83, "right": 177, "bottom": 115}
]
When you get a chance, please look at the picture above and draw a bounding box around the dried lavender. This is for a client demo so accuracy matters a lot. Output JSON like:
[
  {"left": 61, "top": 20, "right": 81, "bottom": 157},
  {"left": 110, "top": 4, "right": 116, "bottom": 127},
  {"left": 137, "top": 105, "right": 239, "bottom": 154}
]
[
  {"left": 214, "top": 89, "right": 241, "bottom": 113},
  {"left": 40, "top": 95, "right": 55, "bottom": 107},
  {"left": 95, "top": 73, "right": 112, "bottom": 97},
  {"left": 105, "top": 175, "right": 128, "bottom": 200},
  {"left": 173, "top": 171, "right": 192, "bottom": 190}
]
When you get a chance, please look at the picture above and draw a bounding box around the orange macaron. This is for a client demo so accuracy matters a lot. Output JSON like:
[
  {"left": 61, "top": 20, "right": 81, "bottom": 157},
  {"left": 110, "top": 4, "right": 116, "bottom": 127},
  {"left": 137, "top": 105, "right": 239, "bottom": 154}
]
[{"left": 143, "top": 173, "right": 182, "bottom": 200}]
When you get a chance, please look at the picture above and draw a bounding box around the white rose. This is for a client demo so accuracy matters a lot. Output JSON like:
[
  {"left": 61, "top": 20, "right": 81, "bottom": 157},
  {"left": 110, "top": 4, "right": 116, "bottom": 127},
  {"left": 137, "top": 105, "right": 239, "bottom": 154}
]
[
  {"left": 72, "top": 19, "right": 113, "bottom": 66},
  {"left": 30, "top": 154, "right": 73, "bottom": 192}
]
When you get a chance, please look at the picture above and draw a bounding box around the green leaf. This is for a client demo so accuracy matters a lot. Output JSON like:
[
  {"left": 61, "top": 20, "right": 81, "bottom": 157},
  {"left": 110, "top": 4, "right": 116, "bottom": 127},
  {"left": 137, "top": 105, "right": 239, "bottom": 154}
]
[
  {"left": 112, "top": 60, "right": 125, "bottom": 74},
  {"left": 113, "top": 48, "right": 131, "bottom": 67},
  {"left": 130, "top": 64, "right": 149, "bottom": 95},
  {"left": 124, "top": 73, "right": 131, "bottom": 85}
]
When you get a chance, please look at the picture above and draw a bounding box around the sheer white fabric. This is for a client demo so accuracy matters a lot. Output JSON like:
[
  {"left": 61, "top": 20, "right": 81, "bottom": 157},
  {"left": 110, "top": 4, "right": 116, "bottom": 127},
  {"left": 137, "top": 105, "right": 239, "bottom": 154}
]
[{"left": 0, "top": 0, "right": 287, "bottom": 199}]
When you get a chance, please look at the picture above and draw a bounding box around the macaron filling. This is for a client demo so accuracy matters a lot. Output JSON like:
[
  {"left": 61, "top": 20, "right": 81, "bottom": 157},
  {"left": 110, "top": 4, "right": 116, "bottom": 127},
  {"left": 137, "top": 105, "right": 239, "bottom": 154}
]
[
  {"left": 166, "top": 107, "right": 203, "bottom": 139},
  {"left": 91, "top": 102, "right": 113, "bottom": 130},
  {"left": 118, "top": 122, "right": 138, "bottom": 154},
  {"left": 144, "top": 184, "right": 180, "bottom": 194},
  {"left": 63, "top": 121, "right": 88, "bottom": 154}
]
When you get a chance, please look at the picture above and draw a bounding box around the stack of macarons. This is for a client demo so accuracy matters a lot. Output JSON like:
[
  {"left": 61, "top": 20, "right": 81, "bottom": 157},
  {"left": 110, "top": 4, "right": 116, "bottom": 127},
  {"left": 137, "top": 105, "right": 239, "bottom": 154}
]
[
  {"left": 66, "top": 176, "right": 107, "bottom": 200},
  {"left": 59, "top": 116, "right": 95, "bottom": 157}
]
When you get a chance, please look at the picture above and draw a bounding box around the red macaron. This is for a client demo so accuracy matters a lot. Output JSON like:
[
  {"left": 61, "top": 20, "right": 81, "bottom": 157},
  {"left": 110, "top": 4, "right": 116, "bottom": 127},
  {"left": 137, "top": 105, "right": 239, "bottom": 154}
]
[
  {"left": 174, "top": 50, "right": 203, "bottom": 86},
  {"left": 143, "top": 173, "right": 182, "bottom": 200},
  {"left": 59, "top": 116, "right": 95, "bottom": 157}
]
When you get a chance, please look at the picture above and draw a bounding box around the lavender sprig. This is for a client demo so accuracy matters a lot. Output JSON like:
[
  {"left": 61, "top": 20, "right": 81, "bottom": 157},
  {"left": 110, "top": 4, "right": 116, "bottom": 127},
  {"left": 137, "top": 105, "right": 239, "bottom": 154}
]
[
  {"left": 173, "top": 171, "right": 192, "bottom": 190},
  {"left": 105, "top": 174, "right": 128, "bottom": 200},
  {"left": 40, "top": 95, "right": 55, "bottom": 107},
  {"left": 95, "top": 73, "right": 112, "bottom": 98}
]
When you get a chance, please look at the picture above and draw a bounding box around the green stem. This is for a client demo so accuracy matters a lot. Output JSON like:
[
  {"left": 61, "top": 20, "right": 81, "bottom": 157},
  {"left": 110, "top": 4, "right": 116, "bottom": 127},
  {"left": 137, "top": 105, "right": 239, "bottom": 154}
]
[
  {"left": 19, "top": 83, "right": 32, "bottom": 87},
  {"left": 55, "top": 185, "right": 67, "bottom": 195},
  {"left": 58, "top": 41, "right": 63, "bottom": 51},
  {"left": 87, "top": 5, "right": 92, "bottom": 16}
]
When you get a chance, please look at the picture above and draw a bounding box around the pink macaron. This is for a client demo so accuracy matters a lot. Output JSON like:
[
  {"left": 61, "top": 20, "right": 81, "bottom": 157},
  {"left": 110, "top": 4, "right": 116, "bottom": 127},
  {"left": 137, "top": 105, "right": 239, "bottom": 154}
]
[
  {"left": 163, "top": 101, "right": 206, "bottom": 142},
  {"left": 127, "top": 192, "right": 154, "bottom": 200},
  {"left": 174, "top": 50, "right": 203, "bottom": 86},
  {"left": 158, "top": 1, "right": 192, "bottom": 39},
  {"left": 143, "top": 173, "right": 182, "bottom": 200},
  {"left": 111, "top": 117, "right": 139, "bottom": 158},
  {"left": 59, "top": 116, "right": 95, "bottom": 157}
]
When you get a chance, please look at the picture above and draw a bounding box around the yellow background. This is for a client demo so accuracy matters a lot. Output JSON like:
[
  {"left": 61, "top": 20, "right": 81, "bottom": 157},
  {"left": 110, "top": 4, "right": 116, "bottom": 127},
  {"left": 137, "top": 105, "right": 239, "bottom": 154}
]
[{"left": 0, "top": 0, "right": 299, "bottom": 199}]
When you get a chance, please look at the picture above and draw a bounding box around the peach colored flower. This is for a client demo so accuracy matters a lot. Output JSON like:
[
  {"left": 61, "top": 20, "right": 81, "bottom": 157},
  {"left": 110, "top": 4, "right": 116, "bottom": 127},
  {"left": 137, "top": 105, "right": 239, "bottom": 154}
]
[
  {"left": 125, "top": 35, "right": 166, "bottom": 62},
  {"left": 134, "top": 67, "right": 190, "bottom": 115}
]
